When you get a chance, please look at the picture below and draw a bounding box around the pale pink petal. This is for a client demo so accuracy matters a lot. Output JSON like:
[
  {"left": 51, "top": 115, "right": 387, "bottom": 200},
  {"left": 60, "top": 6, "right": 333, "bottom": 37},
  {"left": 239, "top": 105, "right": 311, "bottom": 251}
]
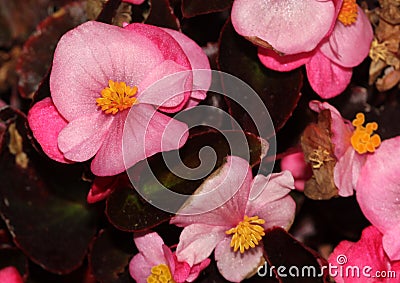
[
  {"left": 162, "top": 28, "right": 211, "bottom": 107},
  {"left": 334, "top": 147, "right": 366, "bottom": 196},
  {"left": 246, "top": 172, "right": 296, "bottom": 230},
  {"left": 129, "top": 254, "right": 153, "bottom": 283},
  {"left": 123, "top": 0, "right": 145, "bottom": 4},
  {"left": 114, "top": 104, "right": 188, "bottom": 176},
  {"left": 215, "top": 237, "right": 264, "bottom": 282},
  {"left": 383, "top": 225, "right": 400, "bottom": 261},
  {"left": 185, "top": 259, "right": 211, "bottom": 282},
  {"left": 134, "top": 232, "right": 167, "bottom": 266},
  {"left": 231, "top": 0, "right": 335, "bottom": 54},
  {"left": 87, "top": 176, "right": 119, "bottom": 203},
  {"left": 175, "top": 224, "right": 226, "bottom": 266},
  {"left": 258, "top": 47, "right": 312, "bottom": 72},
  {"left": 0, "top": 266, "right": 23, "bottom": 283},
  {"left": 51, "top": 21, "right": 164, "bottom": 121},
  {"left": 280, "top": 152, "right": 312, "bottom": 191},
  {"left": 27, "top": 98, "right": 72, "bottom": 163},
  {"left": 356, "top": 137, "right": 400, "bottom": 255},
  {"left": 328, "top": 226, "right": 390, "bottom": 283},
  {"left": 171, "top": 156, "right": 253, "bottom": 227},
  {"left": 58, "top": 112, "right": 112, "bottom": 162},
  {"left": 320, "top": 6, "right": 373, "bottom": 68},
  {"left": 308, "top": 100, "right": 353, "bottom": 159},
  {"left": 138, "top": 60, "right": 189, "bottom": 109},
  {"left": 306, "top": 50, "right": 352, "bottom": 98}
]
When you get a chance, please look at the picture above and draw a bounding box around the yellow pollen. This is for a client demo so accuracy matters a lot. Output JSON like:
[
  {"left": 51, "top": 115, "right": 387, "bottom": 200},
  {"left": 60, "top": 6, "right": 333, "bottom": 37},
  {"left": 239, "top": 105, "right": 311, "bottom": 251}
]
[
  {"left": 338, "top": 0, "right": 358, "bottom": 26},
  {"left": 146, "top": 264, "right": 176, "bottom": 283},
  {"left": 308, "top": 146, "right": 334, "bottom": 169},
  {"left": 226, "top": 215, "right": 265, "bottom": 254},
  {"left": 96, "top": 80, "right": 138, "bottom": 115},
  {"left": 369, "top": 38, "right": 391, "bottom": 63},
  {"left": 351, "top": 113, "right": 381, "bottom": 154}
]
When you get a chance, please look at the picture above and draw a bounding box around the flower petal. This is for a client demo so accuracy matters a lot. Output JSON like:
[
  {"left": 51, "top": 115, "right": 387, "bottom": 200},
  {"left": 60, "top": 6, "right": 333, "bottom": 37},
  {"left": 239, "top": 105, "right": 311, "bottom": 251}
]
[
  {"left": 306, "top": 50, "right": 352, "bottom": 98},
  {"left": 123, "top": 0, "right": 144, "bottom": 4},
  {"left": 258, "top": 47, "right": 312, "bottom": 72},
  {"left": 185, "top": 259, "right": 211, "bottom": 282},
  {"left": 58, "top": 112, "right": 112, "bottom": 162},
  {"left": 215, "top": 237, "right": 264, "bottom": 282},
  {"left": 171, "top": 156, "right": 253, "bottom": 227},
  {"left": 175, "top": 224, "right": 226, "bottom": 266},
  {"left": 27, "top": 97, "right": 71, "bottom": 163},
  {"left": 382, "top": 225, "right": 400, "bottom": 261},
  {"left": 356, "top": 137, "right": 400, "bottom": 251},
  {"left": 334, "top": 147, "right": 365, "bottom": 196},
  {"left": 0, "top": 266, "right": 23, "bottom": 283},
  {"left": 320, "top": 6, "right": 373, "bottom": 68},
  {"left": 51, "top": 21, "right": 164, "bottom": 121},
  {"left": 87, "top": 176, "right": 119, "bottom": 203},
  {"left": 129, "top": 254, "right": 153, "bottom": 283},
  {"left": 231, "top": 0, "right": 335, "bottom": 54},
  {"left": 280, "top": 151, "right": 312, "bottom": 191},
  {"left": 134, "top": 232, "right": 167, "bottom": 266}
]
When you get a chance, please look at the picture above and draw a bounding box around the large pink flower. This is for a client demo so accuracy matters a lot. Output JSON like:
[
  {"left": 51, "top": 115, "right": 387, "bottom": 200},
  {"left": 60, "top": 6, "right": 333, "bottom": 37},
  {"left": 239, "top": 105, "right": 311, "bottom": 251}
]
[
  {"left": 233, "top": 0, "right": 373, "bottom": 98},
  {"left": 28, "top": 21, "right": 210, "bottom": 176},
  {"left": 328, "top": 226, "right": 400, "bottom": 283},
  {"left": 170, "top": 156, "right": 296, "bottom": 282},
  {"left": 129, "top": 231, "right": 210, "bottom": 283},
  {"left": 356, "top": 136, "right": 400, "bottom": 262}
]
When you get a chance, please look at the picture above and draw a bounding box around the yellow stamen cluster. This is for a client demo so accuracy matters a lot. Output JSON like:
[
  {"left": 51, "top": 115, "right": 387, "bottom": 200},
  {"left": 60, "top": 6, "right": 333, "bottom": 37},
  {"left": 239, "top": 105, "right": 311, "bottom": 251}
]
[
  {"left": 226, "top": 215, "right": 265, "bottom": 254},
  {"left": 369, "top": 38, "right": 391, "bottom": 63},
  {"left": 351, "top": 113, "right": 381, "bottom": 154},
  {"left": 147, "top": 264, "right": 176, "bottom": 283},
  {"left": 338, "top": 0, "right": 358, "bottom": 26},
  {"left": 308, "top": 146, "right": 334, "bottom": 169},
  {"left": 96, "top": 80, "right": 138, "bottom": 115}
]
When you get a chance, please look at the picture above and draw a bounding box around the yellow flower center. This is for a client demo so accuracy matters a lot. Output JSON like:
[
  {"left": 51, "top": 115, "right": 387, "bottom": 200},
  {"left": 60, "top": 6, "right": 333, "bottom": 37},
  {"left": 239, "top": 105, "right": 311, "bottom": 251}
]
[
  {"left": 351, "top": 113, "right": 381, "bottom": 154},
  {"left": 338, "top": 0, "right": 358, "bottom": 26},
  {"left": 147, "top": 264, "right": 176, "bottom": 283},
  {"left": 96, "top": 80, "right": 138, "bottom": 115},
  {"left": 226, "top": 215, "right": 265, "bottom": 254}
]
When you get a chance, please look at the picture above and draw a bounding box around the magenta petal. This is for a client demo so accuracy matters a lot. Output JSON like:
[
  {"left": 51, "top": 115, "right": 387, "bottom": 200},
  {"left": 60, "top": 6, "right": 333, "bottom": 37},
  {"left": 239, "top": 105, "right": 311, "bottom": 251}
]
[
  {"left": 58, "top": 112, "right": 112, "bottom": 162},
  {"left": 129, "top": 254, "right": 153, "bottom": 283},
  {"left": 306, "top": 50, "right": 352, "bottom": 98},
  {"left": 231, "top": 0, "right": 335, "bottom": 54},
  {"left": 171, "top": 156, "right": 253, "bottom": 227},
  {"left": 280, "top": 152, "right": 312, "bottom": 192},
  {"left": 175, "top": 224, "right": 226, "bottom": 266},
  {"left": 320, "top": 6, "right": 373, "bottom": 68},
  {"left": 0, "top": 266, "right": 23, "bottom": 283},
  {"left": 308, "top": 100, "right": 353, "bottom": 159},
  {"left": 123, "top": 0, "right": 145, "bottom": 4},
  {"left": 119, "top": 104, "right": 188, "bottom": 176},
  {"left": 27, "top": 97, "right": 72, "bottom": 163},
  {"left": 185, "top": 259, "right": 211, "bottom": 282},
  {"left": 383, "top": 225, "right": 400, "bottom": 261},
  {"left": 51, "top": 21, "right": 164, "bottom": 121},
  {"left": 258, "top": 47, "right": 312, "bottom": 72},
  {"left": 334, "top": 147, "right": 365, "bottom": 196},
  {"left": 86, "top": 176, "right": 119, "bottom": 203},
  {"left": 215, "top": 237, "right": 264, "bottom": 282},
  {"left": 162, "top": 28, "right": 211, "bottom": 107},
  {"left": 356, "top": 137, "right": 400, "bottom": 247}
]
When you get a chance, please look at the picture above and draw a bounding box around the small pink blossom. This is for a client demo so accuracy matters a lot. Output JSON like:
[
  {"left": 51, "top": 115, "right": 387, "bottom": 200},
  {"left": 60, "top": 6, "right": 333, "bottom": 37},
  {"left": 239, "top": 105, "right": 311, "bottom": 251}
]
[
  {"left": 280, "top": 151, "right": 312, "bottom": 192},
  {"left": 356, "top": 136, "right": 400, "bottom": 261},
  {"left": 170, "top": 156, "right": 296, "bottom": 282},
  {"left": 0, "top": 266, "right": 23, "bottom": 283},
  {"left": 233, "top": 0, "right": 373, "bottom": 98},
  {"left": 129, "top": 231, "right": 210, "bottom": 283},
  {"left": 328, "top": 226, "right": 400, "bottom": 283},
  {"left": 28, "top": 21, "right": 210, "bottom": 176}
]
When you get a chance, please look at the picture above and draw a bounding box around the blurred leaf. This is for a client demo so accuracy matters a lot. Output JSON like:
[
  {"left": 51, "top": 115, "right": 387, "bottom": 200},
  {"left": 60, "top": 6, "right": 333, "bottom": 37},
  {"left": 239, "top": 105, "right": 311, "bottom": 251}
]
[
  {"left": 96, "top": 0, "right": 122, "bottom": 24},
  {"left": 106, "top": 128, "right": 266, "bottom": 232},
  {"left": 0, "top": 247, "right": 28, "bottom": 279},
  {"left": 16, "top": 2, "right": 87, "bottom": 99},
  {"left": 181, "top": 0, "right": 233, "bottom": 18},
  {"left": 0, "top": 107, "right": 98, "bottom": 274},
  {"left": 218, "top": 20, "right": 303, "bottom": 136},
  {"left": 262, "top": 227, "right": 329, "bottom": 283},
  {"left": 89, "top": 229, "right": 135, "bottom": 283},
  {"left": 145, "top": 0, "right": 180, "bottom": 30}
]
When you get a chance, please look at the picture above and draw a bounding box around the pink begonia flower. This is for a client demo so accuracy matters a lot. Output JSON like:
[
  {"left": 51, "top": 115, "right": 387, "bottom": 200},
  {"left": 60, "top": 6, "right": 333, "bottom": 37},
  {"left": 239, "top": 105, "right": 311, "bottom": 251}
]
[
  {"left": 280, "top": 151, "right": 312, "bottom": 192},
  {"left": 28, "top": 21, "right": 210, "bottom": 176},
  {"left": 170, "top": 156, "right": 296, "bottom": 282},
  {"left": 356, "top": 136, "right": 400, "bottom": 262},
  {"left": 233, "top": 0, "right": 373, "bottom": 98},
  {"left": 328, "top": 226, "right": 400, "bottom": 283},
  {"left": 0, "top": 266, "right": 23, "bottom": 283},
  {"left": 129, "top": 231, "right": 210, "bottom": 283}
]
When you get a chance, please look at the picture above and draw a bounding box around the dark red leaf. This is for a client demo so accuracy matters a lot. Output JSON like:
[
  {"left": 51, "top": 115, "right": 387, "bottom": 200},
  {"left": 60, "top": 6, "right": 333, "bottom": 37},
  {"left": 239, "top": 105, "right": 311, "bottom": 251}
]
[
  {"left": 181, "top": 0, "right": 233, "bottom": 18},
  {"left": 145, "top": 0, "right": 180, "bottom": 30}
]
